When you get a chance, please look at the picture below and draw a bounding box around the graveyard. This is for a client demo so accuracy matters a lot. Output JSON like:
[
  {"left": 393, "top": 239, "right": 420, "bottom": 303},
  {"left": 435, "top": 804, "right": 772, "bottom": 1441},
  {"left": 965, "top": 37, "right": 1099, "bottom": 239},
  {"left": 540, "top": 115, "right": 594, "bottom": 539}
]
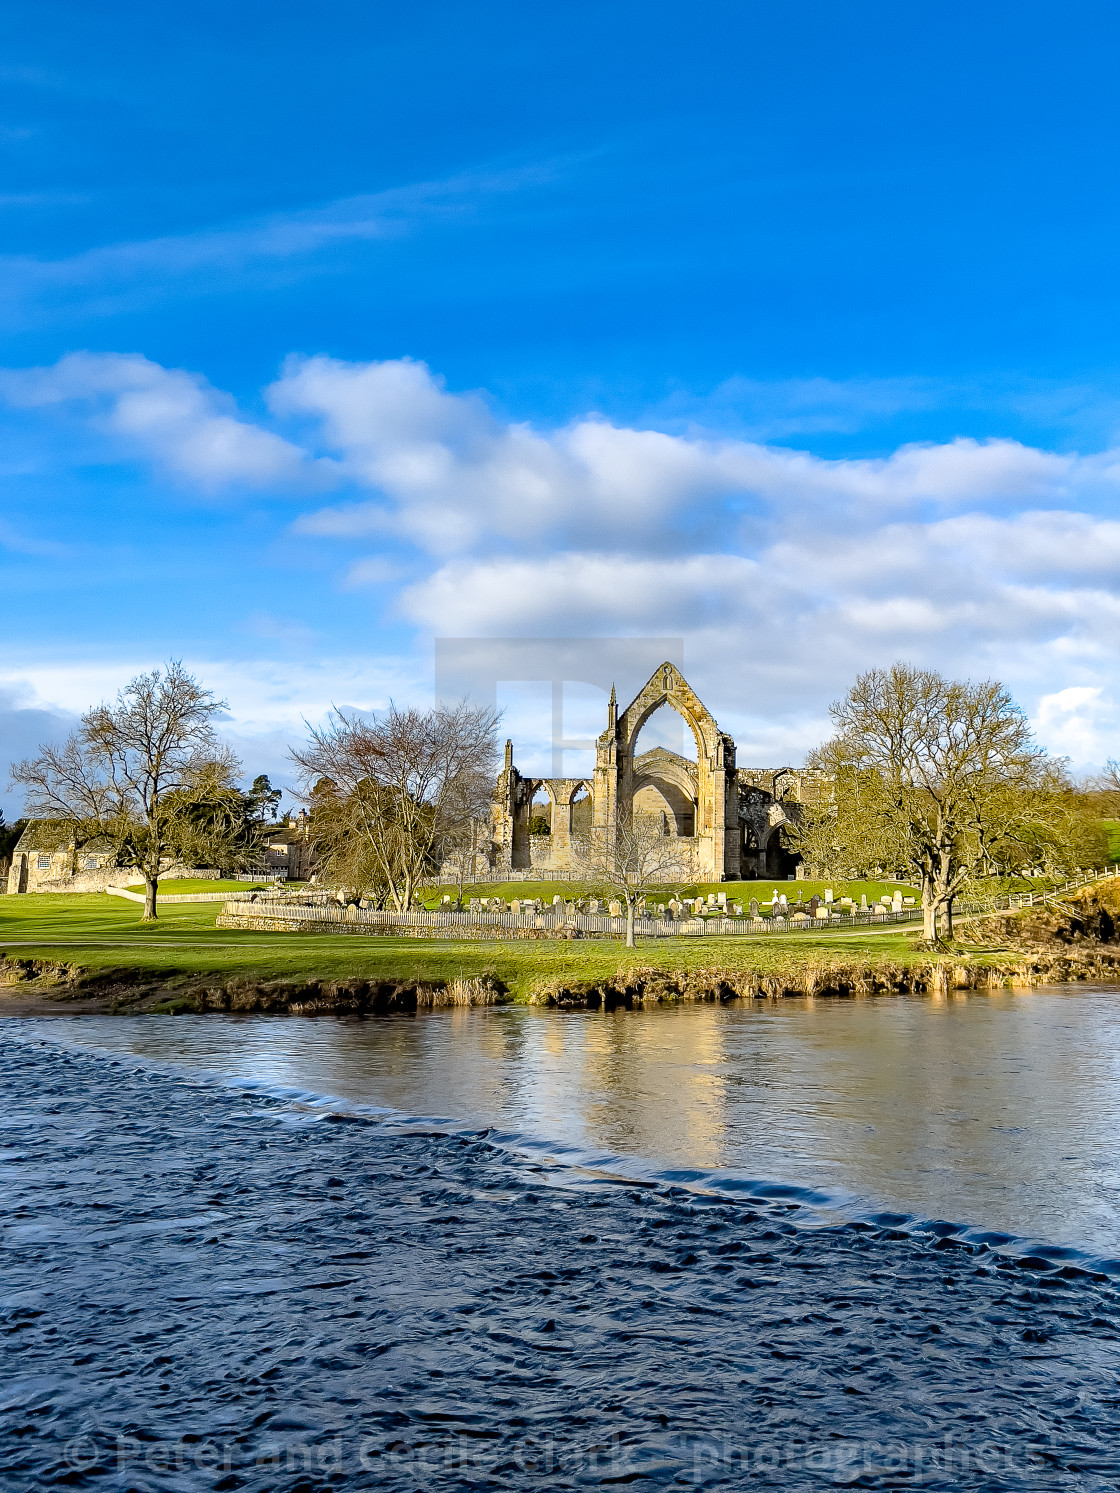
[{"left": 419, "top": 880, "right": 920, "bottom": 921}]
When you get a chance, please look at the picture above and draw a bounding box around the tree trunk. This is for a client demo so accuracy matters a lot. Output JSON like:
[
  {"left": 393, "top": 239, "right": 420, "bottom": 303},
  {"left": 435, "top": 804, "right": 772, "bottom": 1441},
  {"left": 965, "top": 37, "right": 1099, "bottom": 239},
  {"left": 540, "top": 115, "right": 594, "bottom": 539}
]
[
  {"left": 943, "top": 897, "right": 954, "bottom": 940},
  {"left": 922, "top": 884, "right": 936, "bottom": 941},
  {"left": 625, "top": 899, "right": 635, "bottom": 949},
  {"left": 143, "top": 873, "right": 158, "bottom": 921}
]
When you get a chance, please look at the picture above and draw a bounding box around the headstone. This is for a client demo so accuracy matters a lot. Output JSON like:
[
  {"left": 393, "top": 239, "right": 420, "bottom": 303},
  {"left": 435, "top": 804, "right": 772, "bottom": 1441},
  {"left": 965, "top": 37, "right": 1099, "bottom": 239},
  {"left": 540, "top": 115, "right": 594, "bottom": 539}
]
[
  {"left": 824, "top": 889, "right": 833, "bottom": 904},
  {"left": 553, "top": 894, "right": 563, "bottom": 907},
  {"left": 717, "top": 891, "right": 727, "bottom": 906},
  {"left": 809, "top": 894, "right": 820, "bottom": 914},
  {"left": 707, "top": 892, "right": 717, "bottom": 907},
  {"left": 510, "top": 899, "right": 520, "bottom": 915},
  {"left": 779, "top": 893, "right": 788, "bottom": 907},
  {"left": 860, "top": 895, "right": 867, "bottom": 908},
  {"left": 609, "top": 900, "right": 622, "bottom": 917},
  {"left": 903, "top": 896, "right": 915, "bottom": 906},
  {"left": 749, "top": 898, "right": 759, "bottom": 917},
  {"left": 589, "top": 898, "right": 600, "bottom": 914},
  {"left": 815, "top": 903, "right": 829, "bottom": 919},
  {"left": 732, "top": 903, "right": 742, "bottom": 916},
  {"left": 892, "top": 891, "right": 903, "bottom": 911}
]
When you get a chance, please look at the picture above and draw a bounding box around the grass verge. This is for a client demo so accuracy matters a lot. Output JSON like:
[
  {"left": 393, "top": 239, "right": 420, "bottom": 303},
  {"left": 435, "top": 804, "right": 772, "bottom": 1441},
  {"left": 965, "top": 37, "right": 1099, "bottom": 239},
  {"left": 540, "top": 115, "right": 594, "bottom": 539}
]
[{"left": 2, "top": 889, "right": 1118, "bottom": 1014}]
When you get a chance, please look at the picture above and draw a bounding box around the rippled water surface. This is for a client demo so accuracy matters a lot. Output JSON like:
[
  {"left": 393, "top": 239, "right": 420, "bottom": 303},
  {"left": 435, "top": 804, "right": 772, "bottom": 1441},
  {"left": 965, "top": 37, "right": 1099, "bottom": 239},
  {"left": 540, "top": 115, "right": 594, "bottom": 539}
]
[
  {"left": 3, "top": 1035, "right": 1120, "bottom": 1490},
  {"left": 26, "top": 984, "right": 1120, "bottom": 1258}
]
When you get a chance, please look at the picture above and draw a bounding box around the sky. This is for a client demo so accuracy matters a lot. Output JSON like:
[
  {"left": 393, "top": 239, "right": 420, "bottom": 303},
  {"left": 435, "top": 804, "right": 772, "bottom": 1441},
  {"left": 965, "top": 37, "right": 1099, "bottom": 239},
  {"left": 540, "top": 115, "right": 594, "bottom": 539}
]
[{"left": 3, "top": 0, "right": 1120, "bottom": 813}]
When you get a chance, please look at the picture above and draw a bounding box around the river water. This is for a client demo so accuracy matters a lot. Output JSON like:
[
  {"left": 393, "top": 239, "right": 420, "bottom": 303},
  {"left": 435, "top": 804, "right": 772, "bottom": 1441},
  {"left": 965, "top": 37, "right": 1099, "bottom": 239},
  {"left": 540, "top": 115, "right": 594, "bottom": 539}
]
[
  {"left": 4, "top": 990, "right": 1120, "bottom": 1489},
  {"left": 26, "top": 986, "right": 1120, "bottom": 1261}
]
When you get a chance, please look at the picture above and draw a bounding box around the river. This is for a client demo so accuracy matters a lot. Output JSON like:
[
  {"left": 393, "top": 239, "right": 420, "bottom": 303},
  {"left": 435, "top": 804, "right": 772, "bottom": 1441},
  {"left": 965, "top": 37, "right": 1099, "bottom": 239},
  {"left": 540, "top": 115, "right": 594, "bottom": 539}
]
[
  {"left": 3, "top": 989, "right": 1120, "bottom": 1489},
  {"left": 26, "top": 985, "right": 1120, "bottom": 1261}
]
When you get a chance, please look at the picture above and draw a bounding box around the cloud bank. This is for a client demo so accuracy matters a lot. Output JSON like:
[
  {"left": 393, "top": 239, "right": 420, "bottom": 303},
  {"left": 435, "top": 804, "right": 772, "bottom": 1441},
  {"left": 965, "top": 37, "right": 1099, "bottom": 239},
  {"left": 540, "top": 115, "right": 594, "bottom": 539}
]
[{"left": 5, "top": 352, "right": 1120, "bottom": 766}]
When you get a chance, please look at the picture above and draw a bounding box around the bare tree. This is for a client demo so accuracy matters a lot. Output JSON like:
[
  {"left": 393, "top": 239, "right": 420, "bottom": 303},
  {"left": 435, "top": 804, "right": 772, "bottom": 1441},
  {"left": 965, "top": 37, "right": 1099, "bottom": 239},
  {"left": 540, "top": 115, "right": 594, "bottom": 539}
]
[
  {"left": 11, "top": 662, "right": 233, "bottom": 919},
  {"left": 811, "top": 663, "right": 1078, "bottom": 941},
  {"left": 573, "top": 818, "right": 687, "bottom": 948},
  {"left": 291, "top": 701, "right": 500, "bottom": 911},
  {"left": 438, "top": 764, "right": 495, "bottom": 906}
]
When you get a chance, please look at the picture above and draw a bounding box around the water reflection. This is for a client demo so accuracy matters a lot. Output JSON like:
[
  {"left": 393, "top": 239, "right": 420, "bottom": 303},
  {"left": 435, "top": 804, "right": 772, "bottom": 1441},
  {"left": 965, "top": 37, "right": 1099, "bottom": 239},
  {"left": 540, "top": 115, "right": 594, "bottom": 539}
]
[{"left": 27, "top": 985, "right": 1120, "bottom": 1255}]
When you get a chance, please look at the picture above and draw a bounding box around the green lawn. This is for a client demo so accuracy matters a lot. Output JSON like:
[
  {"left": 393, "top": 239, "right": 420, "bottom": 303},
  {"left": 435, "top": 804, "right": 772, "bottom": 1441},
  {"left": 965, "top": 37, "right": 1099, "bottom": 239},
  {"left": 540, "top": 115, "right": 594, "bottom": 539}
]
[
  {"left": 124, "top": 879, "right": 275, "bottom": 894},
  {"left": 0, "top": 891, "right": 925, "bottom": 1001}
]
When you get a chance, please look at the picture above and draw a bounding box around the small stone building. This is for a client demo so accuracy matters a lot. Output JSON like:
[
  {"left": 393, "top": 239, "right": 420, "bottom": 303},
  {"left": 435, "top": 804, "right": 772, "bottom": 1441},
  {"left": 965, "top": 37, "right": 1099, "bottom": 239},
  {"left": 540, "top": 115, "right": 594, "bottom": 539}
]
[
  {"left": 260, "top": 812, "right": 316, "bottom": 881},
  {"left": 486, "top": 662, "right": 819, "bottom": 881},
  {"left": 6, "top": 821, "right": 124, "bottom": 894}
]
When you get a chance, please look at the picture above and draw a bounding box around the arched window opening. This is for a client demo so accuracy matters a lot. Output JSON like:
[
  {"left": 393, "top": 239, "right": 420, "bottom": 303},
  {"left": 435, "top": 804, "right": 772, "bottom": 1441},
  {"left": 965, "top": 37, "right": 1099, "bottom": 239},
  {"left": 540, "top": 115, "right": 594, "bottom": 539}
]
[
  {"left": 529, "top": 785, "right": 552, "bottom": 836},
  {"left": 570, "top": 783, "right": 592, "bottom": 837},
  {"left": 631, "top": 700, "right": 699, "bottom": 763}
]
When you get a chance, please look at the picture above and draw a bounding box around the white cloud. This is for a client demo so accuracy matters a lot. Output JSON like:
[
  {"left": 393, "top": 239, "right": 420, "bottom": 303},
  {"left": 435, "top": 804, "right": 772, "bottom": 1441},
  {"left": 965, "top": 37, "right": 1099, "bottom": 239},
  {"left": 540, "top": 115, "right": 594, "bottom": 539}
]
[
  {"left": 1035, "top": 686, "right": 1120, "bottom": 766},
  {"left": 1, "top": 352, "right": 321, "bottom": 489},
  {"left": 277, "top": 357, "right": 1099, "bottom": 561},
  {"left": 9, "top": 350, "right": 1120, "bottom": 767}
]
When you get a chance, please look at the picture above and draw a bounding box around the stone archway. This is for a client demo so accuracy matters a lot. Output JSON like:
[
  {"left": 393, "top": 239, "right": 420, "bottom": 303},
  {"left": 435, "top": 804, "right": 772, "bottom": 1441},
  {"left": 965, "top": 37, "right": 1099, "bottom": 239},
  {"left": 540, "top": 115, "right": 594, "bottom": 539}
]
[{"left": 593, "top": 662, "right": 739, "bottom": 881}]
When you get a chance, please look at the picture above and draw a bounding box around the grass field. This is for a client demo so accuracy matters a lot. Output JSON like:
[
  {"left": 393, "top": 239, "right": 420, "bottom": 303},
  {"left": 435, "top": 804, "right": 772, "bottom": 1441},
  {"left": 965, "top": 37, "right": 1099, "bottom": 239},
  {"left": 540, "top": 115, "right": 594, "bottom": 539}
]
[
  {"left": 0, "top": 891, "right": 925, "bottom": 1001},
  {"left": 124, "top": 879, "right": 275, "bottom": 894}
]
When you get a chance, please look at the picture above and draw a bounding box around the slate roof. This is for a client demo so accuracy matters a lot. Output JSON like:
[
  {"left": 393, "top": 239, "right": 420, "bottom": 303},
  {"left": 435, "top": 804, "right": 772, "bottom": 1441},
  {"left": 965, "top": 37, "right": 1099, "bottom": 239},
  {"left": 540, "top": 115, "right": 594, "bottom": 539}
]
[{"left": 14, "top": 819, "right": 116, "bottom": 854}]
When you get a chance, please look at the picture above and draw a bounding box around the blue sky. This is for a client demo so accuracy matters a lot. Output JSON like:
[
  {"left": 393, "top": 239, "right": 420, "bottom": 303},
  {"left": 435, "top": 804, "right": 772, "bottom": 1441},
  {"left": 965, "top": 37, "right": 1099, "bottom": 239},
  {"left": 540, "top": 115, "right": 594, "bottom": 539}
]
[{"left": 3, "top": 0, "right": 1120, "bottom": 811}]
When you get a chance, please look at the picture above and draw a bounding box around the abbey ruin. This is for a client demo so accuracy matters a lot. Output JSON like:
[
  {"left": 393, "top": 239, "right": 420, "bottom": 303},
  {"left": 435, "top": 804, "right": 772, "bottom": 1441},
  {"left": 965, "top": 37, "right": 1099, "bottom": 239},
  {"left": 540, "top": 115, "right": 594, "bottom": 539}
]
[{"left": 489, "top": 662, "right": 825, "bottom": 880}]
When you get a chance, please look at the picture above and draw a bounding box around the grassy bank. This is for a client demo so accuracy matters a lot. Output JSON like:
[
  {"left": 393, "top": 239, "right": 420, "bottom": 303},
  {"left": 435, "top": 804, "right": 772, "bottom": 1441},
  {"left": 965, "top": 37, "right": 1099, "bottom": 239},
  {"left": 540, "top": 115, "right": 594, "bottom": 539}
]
[{"left": 2, "top": 888, "right": 1118, "bottom": 1014}]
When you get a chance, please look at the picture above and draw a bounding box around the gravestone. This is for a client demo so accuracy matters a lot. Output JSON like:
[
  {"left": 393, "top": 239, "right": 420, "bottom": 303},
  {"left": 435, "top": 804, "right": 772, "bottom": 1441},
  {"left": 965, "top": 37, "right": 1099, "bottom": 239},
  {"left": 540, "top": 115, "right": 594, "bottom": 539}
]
[
  {"left": 860, "top": 895, "right": 868, "bottom": 908},
  {"left": 809, "top": 895, "right": 820, "bottom": 915},
  {"left": 589, "top": 898, "right": 600, "bottom": 914},
  {"left": 892, "top": 891, "right": 903, "bottom": 911},
  {"left": 510, "top": 899, "right": 520, "bottom": 915},
  {"left": 609, "top": 900, "right": 622, "bottom": 917},
  {"left": 749, "top": 898, "right": 759, "bottom": 917},
  {"left": 707, "top": 892, "right": 717, "bottom": 907},
  {"left": 717, "top": 891, "right": 727, "bottom": 907},
  {"left": 553, "top": 894, "right": 563, "bottom": 907},
  {"left": 824, "top": 889, "right": 833, "bottom": 904},
  {"left": 732, "top": 903, "right": 742, "bottom": 916}
]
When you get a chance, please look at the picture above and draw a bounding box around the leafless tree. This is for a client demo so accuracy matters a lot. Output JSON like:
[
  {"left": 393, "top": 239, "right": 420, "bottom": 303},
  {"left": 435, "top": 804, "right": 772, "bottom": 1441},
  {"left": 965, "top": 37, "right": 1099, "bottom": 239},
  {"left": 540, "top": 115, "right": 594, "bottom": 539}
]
[
  {"left": 573, "top": 817, "right": 687, "bottom": 948},
  {"left": 291, "top": 701, "right": 500, "bottom": 911},
  {"left": 11, "top": 662, "right": 233, "bottom": 919},
  {"left": 811, "top": 663, "right": 1080, "bottom": 941}
]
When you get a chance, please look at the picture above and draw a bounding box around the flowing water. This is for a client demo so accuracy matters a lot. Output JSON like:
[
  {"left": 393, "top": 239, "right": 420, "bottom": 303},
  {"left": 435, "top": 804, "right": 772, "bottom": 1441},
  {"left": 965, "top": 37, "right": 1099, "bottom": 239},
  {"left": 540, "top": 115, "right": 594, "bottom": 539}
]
[
  {"left": 25, "top": 986, "right": 1120, "bottom": 1260},
  {"left": 3, "top": 989, "right": 1120, "bottom": 1489}
]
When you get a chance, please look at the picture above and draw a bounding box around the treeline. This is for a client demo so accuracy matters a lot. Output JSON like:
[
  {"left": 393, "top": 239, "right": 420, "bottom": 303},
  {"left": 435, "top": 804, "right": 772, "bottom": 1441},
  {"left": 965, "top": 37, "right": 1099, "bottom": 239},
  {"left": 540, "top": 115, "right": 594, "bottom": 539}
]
[
  {"left": 787, "top": 663, "right": 1116, "bottom": 941},
  {"left": 8, "top": 659, "right": 1116, "bottom": 937},
  {"left": 9, "top": 662, "right": 497, "bottom": 920}
]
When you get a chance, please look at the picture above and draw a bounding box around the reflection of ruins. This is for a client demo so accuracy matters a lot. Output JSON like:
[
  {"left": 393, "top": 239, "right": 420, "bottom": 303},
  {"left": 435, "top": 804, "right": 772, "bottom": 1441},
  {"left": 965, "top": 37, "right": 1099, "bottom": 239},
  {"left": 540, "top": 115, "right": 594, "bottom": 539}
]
[{"left": 488, "top": 662, "right": 827, "bottom": 881}]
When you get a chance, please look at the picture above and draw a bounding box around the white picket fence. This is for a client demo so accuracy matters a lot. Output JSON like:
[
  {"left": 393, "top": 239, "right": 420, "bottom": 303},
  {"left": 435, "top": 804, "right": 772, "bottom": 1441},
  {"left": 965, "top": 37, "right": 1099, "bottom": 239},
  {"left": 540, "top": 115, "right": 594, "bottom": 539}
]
[
  {"left": 1002, "top": 863, "right": 1120, "bottom": 909},
  {"left": 106, "top": 885, "right": 272, "bottom": 906}
]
